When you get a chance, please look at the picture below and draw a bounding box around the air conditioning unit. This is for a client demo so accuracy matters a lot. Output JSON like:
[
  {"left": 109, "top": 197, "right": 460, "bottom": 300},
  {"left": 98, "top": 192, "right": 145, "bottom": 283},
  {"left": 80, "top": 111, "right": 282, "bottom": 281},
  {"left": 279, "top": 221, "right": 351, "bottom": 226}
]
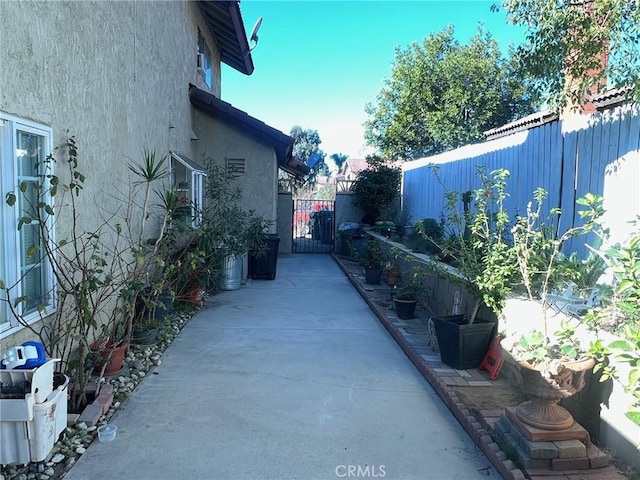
[{"left": 196, "top": 53, "right": 205, "bottom": 71}]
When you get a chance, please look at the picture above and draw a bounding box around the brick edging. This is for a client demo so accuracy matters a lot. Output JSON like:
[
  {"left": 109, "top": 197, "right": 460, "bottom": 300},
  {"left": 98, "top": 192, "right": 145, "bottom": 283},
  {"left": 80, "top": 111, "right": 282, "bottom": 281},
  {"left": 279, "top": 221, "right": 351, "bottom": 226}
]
[{"left": 332, "top": 254, "right": 525, "bottom": 480}]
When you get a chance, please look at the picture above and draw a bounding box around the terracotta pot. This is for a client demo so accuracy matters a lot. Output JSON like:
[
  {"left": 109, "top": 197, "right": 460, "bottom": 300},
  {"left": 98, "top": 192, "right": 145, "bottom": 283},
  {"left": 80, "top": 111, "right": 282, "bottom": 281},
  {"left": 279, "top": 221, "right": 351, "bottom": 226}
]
[
  {"left": 385, "top": 269, "right": 401, "bottom": 286},
  {"left": 91, "top": 339, "right": 128, "bottom": 376},
  {"left": 184, "top": 287, "right": 205, "bottom": 305},
  {"left": 505, "top": 354, "right": 595, "bottom": 430}
]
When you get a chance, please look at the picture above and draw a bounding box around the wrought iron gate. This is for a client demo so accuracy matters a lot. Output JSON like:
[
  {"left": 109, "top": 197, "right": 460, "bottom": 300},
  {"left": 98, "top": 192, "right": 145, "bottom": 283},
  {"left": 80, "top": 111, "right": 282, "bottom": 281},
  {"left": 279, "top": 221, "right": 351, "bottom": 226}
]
[{"left": 292, "top": 199, "right": 334, "bottom": 253}]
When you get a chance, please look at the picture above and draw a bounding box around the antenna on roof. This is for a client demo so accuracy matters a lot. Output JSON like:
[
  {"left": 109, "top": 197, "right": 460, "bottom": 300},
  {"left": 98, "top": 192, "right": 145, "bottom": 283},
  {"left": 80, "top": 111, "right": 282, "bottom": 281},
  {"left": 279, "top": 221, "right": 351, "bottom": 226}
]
[{"left": 249, "top": 17, "right": 262, "bottom": 51}]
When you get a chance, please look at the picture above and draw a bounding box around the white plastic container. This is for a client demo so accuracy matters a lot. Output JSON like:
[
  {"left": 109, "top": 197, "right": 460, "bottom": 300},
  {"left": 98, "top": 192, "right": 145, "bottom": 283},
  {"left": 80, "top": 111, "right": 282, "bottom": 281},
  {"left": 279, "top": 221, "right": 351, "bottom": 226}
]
[
  {"left": 0, "top": 372, "right": 68, "bottom": 465},
  {"left": 0, "top": 418, "right": 31, "bottom": 465},
  {"left": 0, "top": 359, "right": 59, "bottom": 403},
  {"left": 97, "top": 424, "right": 117, "bottom": 442},
  {"left": 28, "top": 377, "right": 68, "bottom": 462}
]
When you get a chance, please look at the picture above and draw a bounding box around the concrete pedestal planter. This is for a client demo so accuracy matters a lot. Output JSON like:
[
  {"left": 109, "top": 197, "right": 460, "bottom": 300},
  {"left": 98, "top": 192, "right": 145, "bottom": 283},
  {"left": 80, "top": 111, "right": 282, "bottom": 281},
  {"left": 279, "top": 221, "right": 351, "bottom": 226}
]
[
  {"left": 504, "top": 353, "right": 595, "bottom": 430},
  {"left": 431, "top": 315, "right": 496, "bottom": 370}
]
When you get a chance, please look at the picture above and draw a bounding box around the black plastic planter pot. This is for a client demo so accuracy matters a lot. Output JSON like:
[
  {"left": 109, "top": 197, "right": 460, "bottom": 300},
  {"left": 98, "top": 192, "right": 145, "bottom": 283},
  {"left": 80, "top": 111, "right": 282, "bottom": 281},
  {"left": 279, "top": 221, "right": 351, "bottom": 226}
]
[
  {"left": 131, "top": 327, "right": 159, "bottom": 345},
  {"left": 394, "top": 298, "right": 417, "bottom": 319},
  {"left": 430, "top": 314, "right": 496, "bottom": 370},
  {"left": 364, "top": 267, "right": 382, "bottom": 285},
  {"left": 249, "top": 234, "right": 280, "bottom": 280},
  {"left": 136, "top": 288, "right": 173, "bottom": 323}
]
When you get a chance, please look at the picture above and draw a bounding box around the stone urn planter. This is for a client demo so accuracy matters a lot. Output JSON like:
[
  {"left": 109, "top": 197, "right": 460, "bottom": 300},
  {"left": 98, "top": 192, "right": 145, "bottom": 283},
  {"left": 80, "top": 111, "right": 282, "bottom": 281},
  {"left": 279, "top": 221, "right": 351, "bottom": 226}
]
[{"left": 504, "top": 353, "right": 595, "bottom": 430}]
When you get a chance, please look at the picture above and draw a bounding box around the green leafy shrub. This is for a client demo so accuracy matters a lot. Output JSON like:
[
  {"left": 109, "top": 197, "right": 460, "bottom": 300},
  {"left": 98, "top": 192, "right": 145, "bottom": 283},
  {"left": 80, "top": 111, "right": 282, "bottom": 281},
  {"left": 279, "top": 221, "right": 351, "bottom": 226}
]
[
  {"left": 358, "top": 239, "right": 387, "bottom": 269},
  {"left": 410, "top": 218, "right": 443, "bottom": 254}
]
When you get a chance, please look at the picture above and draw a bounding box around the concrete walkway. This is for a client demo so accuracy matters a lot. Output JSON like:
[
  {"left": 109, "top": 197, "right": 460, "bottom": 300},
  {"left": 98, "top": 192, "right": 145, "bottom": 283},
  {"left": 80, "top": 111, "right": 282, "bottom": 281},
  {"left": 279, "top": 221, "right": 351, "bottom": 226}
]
[{"left": 64, "top": 254, "right": 496, "bottom": 480}]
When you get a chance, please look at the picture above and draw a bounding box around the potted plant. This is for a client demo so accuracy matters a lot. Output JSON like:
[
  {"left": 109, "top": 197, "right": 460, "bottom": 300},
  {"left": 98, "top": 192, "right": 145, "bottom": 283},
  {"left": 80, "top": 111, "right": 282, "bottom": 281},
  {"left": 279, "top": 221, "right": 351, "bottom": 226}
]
[
  {"left": 374, "top": 220, "right": 396, "bottom": 238},
  {"left": 410, "top": 217, "right": 444, "bottom": 255},
  {"left": 392, "top": 267, "right": 426, "bottom": 319},
  {"left": 358, "top": 239, "right": 387, "bottom": 285},
  {"left": 384, "top": 261, "right": 401, "bottom": 286},
  {"left": 90, "top": 317, "right": 130, "bottom": 377},
  {"left": 502, "top": 189, "right": 607, "bottom": 430},
  {"left": 396, "top": 207, "right": 414, "bottom": 238},
  {"left": 246, "top": 214, "right": 278, "bottom": 280},
  {"left": 428, "top": 167, "right": 516, "bottom": 370}
]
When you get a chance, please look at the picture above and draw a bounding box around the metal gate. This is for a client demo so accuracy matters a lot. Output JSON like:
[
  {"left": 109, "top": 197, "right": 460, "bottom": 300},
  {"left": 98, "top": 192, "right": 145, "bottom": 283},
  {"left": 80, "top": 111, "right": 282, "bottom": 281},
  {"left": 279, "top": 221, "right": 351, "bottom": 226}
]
[{"left": 292, "top": 199, "right": 334, "bottom": 253}]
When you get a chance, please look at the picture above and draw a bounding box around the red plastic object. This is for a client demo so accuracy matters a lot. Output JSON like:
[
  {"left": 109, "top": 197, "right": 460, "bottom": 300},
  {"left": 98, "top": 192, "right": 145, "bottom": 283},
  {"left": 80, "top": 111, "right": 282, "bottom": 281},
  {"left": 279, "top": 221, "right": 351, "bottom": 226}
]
[{"left": 479, "top": 336, "right": 504, "bottom": 380}]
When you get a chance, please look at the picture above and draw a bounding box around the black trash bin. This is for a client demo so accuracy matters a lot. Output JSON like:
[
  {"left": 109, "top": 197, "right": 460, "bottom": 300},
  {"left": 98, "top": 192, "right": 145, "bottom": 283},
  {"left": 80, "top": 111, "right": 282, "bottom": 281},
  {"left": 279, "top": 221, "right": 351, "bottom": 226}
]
[
  {"left": 318, "top": 210, "right": 333, "bottom": 245},
  {"left": 249, "top": 234, "right": 280, "bottom": 280}
]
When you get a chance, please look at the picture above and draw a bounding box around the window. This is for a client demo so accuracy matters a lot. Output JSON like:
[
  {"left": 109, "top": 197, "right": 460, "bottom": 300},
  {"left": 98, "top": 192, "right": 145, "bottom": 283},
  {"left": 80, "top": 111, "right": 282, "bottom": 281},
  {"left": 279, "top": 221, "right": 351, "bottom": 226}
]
[
  {"left": 0, "top": 114, "right": 55, "bottom": 336},
  {"left": 170, "top": 152, "right": 206, "bottom": 227},
  {"left": 197, "top": 28, "right": 213, "bottom": 88}
]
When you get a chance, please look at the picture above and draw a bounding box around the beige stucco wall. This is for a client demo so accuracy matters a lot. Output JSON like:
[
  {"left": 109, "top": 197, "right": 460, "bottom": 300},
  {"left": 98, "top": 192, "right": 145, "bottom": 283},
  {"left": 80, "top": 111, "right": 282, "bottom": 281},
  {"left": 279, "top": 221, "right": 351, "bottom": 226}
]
[
  {"left": 0, "top": 0, "right": 224, "bottom": 346},
  {"left": 277, "top": 193, "right": 293, "bottom": 253},
  {"left": 191, "top": 111, "right": 279, "bottom": 229},
  {"left": 0, "top": 1, "right": 221, "bottom": 230}
]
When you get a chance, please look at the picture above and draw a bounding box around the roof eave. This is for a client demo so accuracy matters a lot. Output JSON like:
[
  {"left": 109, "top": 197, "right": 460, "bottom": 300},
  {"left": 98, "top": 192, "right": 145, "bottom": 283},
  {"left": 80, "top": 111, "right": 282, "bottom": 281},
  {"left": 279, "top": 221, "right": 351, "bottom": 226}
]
[
  {"left": 199, "top": 1, "right": 254, "bottom": 75},
  {"left": 189, "top": 85, "right": 302, "bottom": 176}
]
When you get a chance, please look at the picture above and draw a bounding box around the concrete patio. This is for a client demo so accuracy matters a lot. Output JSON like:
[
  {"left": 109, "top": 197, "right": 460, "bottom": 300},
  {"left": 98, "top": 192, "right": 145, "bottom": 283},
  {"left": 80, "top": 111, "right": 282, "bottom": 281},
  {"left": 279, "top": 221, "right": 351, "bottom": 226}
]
[{"left": 62, "top": 254, "right": 497, "bottom": 480}]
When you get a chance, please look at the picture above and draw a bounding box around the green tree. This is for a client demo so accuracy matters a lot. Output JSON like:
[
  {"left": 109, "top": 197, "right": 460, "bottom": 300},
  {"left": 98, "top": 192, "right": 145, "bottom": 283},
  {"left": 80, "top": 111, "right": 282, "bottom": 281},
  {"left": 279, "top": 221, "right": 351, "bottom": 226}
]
[
  {"left": 497, "top": 0, "right": 640, "bottom": 111},
  {"left": 364, "top": 25, "right": 536, "bottom": 160},
  {"left": 290, "top": 125, "right": 327, "bottom": 185},
  {"left": 330, "top": 153, "right": 349, "bottom": 174},
  {"left": 351, "top": 159, "right": 402, "bottom": 224}
]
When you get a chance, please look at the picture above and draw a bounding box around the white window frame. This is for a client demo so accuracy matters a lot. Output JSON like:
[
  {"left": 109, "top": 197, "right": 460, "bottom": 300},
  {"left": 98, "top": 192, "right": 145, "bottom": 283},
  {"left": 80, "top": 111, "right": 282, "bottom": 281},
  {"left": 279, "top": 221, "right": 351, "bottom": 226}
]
[
  {"left": 170, "top": 152, "right": 206, "bottom": 227},
  {"left": 197, "top": 28, "right": 213, "bottom": 88},
  {"left": 0, "top": 113, "right": 55, "bottom": 337}
]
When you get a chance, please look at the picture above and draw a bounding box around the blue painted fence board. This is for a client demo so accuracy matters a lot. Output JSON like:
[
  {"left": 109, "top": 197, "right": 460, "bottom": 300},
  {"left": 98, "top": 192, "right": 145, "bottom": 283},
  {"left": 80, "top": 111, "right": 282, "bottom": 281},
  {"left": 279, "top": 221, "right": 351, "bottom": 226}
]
[{"left": 402, "top": 105, "right": 640, "bottom": 259}]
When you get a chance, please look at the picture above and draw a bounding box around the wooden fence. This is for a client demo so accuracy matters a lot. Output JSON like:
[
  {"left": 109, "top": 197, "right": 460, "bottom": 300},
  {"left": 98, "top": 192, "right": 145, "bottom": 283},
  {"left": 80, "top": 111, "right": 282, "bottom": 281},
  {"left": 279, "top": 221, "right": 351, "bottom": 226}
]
[{"left": 402, "top": 104, "right": 640, "bottom": 258}]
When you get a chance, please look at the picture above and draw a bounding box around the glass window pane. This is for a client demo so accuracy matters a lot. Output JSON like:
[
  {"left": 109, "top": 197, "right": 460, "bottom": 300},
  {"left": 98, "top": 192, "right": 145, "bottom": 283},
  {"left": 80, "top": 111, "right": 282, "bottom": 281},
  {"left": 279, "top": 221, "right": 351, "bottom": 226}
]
[
  {"left": 16, "top": 131, "right": 43, "bottom": 178},
  {"left": 21, "top": 264, "right": 46, "bottom": 313},
  {"left": 16, "top": 129, "right": 48, "bottom": 315}
]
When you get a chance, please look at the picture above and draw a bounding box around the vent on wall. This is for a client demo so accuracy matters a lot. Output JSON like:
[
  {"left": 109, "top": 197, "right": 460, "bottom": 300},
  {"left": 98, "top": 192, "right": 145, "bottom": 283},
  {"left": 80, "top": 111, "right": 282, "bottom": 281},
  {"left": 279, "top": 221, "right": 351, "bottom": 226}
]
[{"left": 226, "top": 158, "right": 246, "bottom": 175}]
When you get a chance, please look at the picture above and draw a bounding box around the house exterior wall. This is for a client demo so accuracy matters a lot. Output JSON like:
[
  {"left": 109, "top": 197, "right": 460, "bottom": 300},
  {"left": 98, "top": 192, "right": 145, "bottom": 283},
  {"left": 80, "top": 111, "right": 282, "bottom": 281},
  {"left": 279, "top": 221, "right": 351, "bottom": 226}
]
[
  {"left": 1, "top": 0, "right": 220, "bottom": 231},
  {"left": 0, "top": 0, "right": 225, "bottom": 344},
  {"left": 191, "top": 111, "right": 279, "bottom": 229}
]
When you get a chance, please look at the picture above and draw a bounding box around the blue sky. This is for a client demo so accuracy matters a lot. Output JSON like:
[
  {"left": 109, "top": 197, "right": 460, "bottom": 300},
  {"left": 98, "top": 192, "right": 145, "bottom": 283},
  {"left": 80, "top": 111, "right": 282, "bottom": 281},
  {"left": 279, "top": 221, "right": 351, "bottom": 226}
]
[{"left": 222, "top": 0, "right": 526, "bottom": 161}]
